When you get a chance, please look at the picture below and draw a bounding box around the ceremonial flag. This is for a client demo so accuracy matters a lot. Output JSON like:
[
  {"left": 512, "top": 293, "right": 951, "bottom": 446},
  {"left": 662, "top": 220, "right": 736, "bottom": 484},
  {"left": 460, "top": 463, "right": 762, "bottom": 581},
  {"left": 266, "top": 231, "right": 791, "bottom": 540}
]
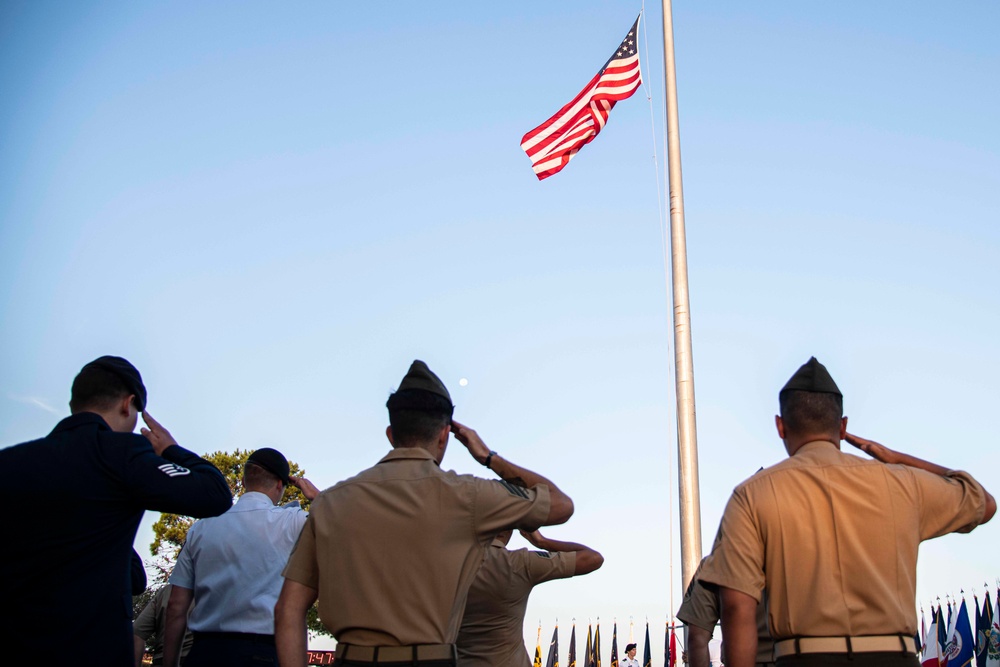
[
  {"left": 945, "top": 599, "right": 975, "bottom": 667},
  {"left": 611, "top": 622, "right": 619, "bottom": 667},
  {"left": 535, "top": 625, "right": 543, "bottom": 667},
  {"left": 595, "top": 624, "right": 603, "bottom": 667},
  {"left": 642, "top": 622, "right": 651, "bottom": 667},
  {"left": 586, "top": 624, "right": 594, "bottom": 667},
  {"left": 987, "top": 594, "right": 1000, "bottom": 667},
  {"left": 668, "top": 628, "right": 677, "bottom": 667},
  {"left": 546, "top": 626, "right": 560, "bottom": 667},
  {"left": 520, "top": 15, "right": 642, "bottom": 180},
  {"left": 923, "top": 608, "right": 942, "bottom": 667},
  {"left": 977, "top": 591, "right": 993, "bottom": 667},
  {"left": 663, "top": 623, "right": 669, "bottom": 667},
  {"left": 569, "top": 624, "right": 578, "bottom": 667},
  {"left": 943, "top": 606, "right": 953, "bottom": 663}
]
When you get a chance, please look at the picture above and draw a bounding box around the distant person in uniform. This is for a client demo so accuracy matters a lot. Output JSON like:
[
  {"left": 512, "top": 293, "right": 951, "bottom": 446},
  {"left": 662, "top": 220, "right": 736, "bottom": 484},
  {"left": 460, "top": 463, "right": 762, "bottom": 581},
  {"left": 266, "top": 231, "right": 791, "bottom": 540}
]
[
  {"left": 0, "top": 355, "right": 232, "bottom": 666},
  {"left": 699, "top": 357, "right": 996, "bottom": 667},
  {"left": 162, "top": 447, "right": 320, "bottom": 667},
  {"left": 134, "top": 583, "right": 194, "bottom": 666},
  {"left": 620, "top": 643, "right": 640, "bottom": 667},
  {"left": 678, "top": 555, "right": 773, "bottom": 667},
  {"left": 456, "top": 528, "right": 603, "bottom": 667},
  {"left": 275, "top": 360, "right": 575, "bottom": 667}
]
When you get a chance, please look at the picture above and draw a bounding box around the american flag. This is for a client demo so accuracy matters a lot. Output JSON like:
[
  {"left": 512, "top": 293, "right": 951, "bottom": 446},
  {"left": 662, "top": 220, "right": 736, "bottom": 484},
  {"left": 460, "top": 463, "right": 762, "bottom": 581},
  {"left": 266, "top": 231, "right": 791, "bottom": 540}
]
[{"left": 520, "top": 15, "right": 642, "bottom": 180}]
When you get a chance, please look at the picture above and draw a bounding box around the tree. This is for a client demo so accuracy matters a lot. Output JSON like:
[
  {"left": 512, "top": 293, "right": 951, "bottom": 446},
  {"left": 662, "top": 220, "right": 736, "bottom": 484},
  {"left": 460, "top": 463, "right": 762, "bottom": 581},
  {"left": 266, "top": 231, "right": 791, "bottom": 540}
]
[{"left": 145, "top": 449, "right": 330, "bottom": 638}]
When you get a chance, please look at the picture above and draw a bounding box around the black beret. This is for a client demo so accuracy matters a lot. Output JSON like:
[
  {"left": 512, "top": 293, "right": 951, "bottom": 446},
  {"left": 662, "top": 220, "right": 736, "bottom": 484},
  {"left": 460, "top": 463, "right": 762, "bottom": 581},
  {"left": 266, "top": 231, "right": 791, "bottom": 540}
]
[
  {"left": 397, "top": 360, "right": 452, "bottom": 405},
  {"left": 780, "top": 357, "right": 842, "bottom": 398},
  {"left": 81, "top": 356, "right": 147, "bottom": 411},
  {"left": 625, "top": 644, "right": 637, "bottom": 653},
  {"left": 247, "top": 447, "right": 291, "bottom": 485}
]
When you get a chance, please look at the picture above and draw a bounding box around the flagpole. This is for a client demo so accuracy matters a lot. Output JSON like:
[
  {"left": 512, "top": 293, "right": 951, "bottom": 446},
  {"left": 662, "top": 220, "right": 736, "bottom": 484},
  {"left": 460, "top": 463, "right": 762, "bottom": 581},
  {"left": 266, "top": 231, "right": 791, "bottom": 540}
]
[{"left": 660, "top": 0, "right": 703, "bottom": 592}]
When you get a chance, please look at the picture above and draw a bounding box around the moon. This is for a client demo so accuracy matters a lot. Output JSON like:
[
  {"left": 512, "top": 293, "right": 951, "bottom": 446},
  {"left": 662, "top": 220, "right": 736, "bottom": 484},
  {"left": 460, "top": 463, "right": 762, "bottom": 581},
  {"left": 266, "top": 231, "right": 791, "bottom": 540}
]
[{"left": 459, "top": 378, "right": 469, "bottom": 387}]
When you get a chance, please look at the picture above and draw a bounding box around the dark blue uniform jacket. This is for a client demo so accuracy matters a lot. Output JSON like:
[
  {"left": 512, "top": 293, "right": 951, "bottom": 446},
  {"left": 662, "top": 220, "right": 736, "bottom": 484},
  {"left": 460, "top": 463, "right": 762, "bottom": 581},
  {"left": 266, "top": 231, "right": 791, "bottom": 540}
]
[{"left": 0, "top": 413, "right": 232, "bottom": 666}]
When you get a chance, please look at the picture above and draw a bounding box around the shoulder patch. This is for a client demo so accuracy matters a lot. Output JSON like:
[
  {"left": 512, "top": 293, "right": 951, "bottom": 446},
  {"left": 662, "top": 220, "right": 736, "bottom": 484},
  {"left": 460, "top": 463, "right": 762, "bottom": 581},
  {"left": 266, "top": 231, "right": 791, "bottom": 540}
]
[
  {"left": 496, "top": 479, "right": 529, "bottom": 499},
  {"left": 531, "top": 550, "right": 552, "bottom": 559},
  {"left": 158, "top": 463, "right": 190, "bottom": 477}
]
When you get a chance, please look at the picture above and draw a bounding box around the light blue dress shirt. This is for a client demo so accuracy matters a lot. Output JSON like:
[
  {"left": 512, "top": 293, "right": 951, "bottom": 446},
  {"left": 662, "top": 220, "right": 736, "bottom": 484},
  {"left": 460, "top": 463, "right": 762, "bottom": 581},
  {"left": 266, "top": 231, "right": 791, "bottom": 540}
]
[{"left": 170, "top": 491, "right": 308, "bottom": 634}]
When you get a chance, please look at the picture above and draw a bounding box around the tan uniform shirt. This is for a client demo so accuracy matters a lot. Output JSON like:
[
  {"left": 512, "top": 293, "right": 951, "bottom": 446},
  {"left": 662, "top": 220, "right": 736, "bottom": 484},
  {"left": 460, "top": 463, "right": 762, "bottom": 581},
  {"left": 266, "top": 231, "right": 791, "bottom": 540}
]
[
  {"left": 283, "top": 447, "right": 552, "bottom": 646},
  {"left": 699, "top": 441, "right": 987, "bottom": 639},
  {"left": 677, "top": 560, "right": 773, "bottom": 665},
  {"left": 456, "top": 540, "right": 577, "bottom": 667}
]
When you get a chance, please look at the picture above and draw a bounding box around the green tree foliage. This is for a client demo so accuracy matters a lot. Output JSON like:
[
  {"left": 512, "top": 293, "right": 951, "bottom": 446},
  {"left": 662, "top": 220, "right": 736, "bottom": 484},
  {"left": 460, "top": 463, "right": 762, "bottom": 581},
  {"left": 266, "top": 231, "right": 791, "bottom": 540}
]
[{"left": 146, "top": 449, "right": 330, "bottom": 637}]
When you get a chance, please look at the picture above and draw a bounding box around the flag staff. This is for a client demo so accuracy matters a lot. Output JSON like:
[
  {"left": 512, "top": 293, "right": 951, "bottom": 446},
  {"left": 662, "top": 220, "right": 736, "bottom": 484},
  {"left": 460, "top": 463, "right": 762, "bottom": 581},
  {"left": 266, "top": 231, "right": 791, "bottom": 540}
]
[{"left": 659, "top": 0, "right": 703, "bottom": 590}]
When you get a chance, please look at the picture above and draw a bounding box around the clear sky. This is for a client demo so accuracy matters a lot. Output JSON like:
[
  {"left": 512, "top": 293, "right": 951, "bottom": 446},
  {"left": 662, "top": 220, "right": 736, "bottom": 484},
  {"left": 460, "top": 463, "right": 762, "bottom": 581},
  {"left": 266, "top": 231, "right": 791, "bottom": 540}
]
[{"left": 2, "top": 0, "right": 998, "bottom": 658}]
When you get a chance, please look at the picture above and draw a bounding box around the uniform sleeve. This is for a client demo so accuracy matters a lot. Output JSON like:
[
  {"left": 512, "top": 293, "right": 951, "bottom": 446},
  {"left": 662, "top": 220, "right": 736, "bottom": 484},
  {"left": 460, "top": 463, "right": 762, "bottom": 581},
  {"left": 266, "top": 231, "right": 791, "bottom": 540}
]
[
  {"left": 913, "top": 469, "right": 988, "bottom": 539},
  {"left": 697, "top": 488, "right": 765, "bottom": 603},
  {"left": 282, "top": 512, "right": 320, "bottom": 590},
  {"left": 169, "top": 531, "right": 197, "bottom": 590},
  {"left": 473, "top": 479, "right": 551, "bottom": 537},
  {"left": 518, "top": 549, "right": 577, "bottom": 586},
  {"left": 131, "top": 548, "right": 148, "bottom": 595},
  {"left": 122, "top": 438, "right": 233, "bottom": 518},
  {"left": 133, "top": 587, "right": 162, "bottom": 640},
  {"left": 676, "top": 569, "right": 719, "bottom": 634}
]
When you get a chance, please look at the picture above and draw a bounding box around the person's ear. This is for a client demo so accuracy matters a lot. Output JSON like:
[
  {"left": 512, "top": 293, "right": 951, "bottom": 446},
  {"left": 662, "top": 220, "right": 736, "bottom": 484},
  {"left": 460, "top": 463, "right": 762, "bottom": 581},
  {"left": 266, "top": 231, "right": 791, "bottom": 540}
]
[
  {"left": 385, "top": 426, "right": 395, "bottom": 446},
  {"left": 839, "top": 416, "right": 848, "bottom": 439},
  {"left": 775, "top": 415, "right": 785, "bottom": 439},
  {"left": 119, "top": 394, "right": 136, "bottom": 417}
]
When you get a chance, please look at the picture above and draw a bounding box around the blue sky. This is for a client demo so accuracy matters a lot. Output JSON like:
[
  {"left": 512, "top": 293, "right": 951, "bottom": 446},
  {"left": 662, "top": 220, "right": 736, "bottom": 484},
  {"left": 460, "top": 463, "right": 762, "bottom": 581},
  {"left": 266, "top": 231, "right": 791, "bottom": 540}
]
[{"left": 2, "top": 0, "right": 998, "bottom": 656}]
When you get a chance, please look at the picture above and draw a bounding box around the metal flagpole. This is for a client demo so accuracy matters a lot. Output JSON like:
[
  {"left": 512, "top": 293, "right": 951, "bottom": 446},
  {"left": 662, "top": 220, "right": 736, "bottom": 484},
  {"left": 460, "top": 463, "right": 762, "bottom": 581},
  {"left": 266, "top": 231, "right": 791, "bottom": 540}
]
[{"left": 659, "top": 0, "right": 703, "bottom": 592}]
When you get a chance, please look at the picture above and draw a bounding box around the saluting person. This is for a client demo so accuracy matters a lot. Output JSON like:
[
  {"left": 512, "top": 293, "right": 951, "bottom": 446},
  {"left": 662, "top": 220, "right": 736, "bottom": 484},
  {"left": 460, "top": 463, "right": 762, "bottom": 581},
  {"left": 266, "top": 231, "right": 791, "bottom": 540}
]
[
  {"left": 699, "top": 357, "right": 995, "bottom": 667},
  {"left": 456, "top": 529, "right": 603, "bottom": 667},
  {"left": 275, "top": 360, "right": 575, "bottom": 667},
  {"left": 0, "top": 356, "right": 232, "bottom": 666}
]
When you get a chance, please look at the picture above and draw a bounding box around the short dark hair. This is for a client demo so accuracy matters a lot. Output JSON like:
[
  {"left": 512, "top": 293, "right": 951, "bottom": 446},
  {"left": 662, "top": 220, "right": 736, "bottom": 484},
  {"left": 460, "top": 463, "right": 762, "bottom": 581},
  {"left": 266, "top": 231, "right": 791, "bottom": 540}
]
[
  {"left": 244, "top": 461, "right": 282, "bottom": 489},
  {"left": 779, "top": 389, "right": 843, "bottom": 434},
  {"left": 69, "top": 365, "right": 138, "bottom": 413},
  {"left": 386, "top": 389, "right": 453, "bottom": 446}
]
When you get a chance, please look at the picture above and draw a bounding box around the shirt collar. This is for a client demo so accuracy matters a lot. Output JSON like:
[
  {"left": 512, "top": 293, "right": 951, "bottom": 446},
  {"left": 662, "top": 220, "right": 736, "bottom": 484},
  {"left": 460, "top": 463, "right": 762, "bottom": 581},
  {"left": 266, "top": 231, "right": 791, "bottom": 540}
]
[
  {"left": 794, "top": 439, "right": 841, "bottom": 457},
  {"left": 50, "top": 412, "right": 111, "bottom": 435},
  {"left": 377, "top": 446, "right": 440, "bottom": 466},
  {"left": 234, "top": 491, "right": 276, "bottom": 509}
]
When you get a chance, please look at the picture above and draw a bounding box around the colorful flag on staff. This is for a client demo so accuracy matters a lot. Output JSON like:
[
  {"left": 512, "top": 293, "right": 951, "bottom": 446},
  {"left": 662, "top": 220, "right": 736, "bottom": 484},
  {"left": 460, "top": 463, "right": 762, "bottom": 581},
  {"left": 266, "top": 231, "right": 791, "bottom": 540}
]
[
  {"left": 668, "top": 628, "right": 677, "bottom": 667},
  {"left": 546, "top": 626, "right": 560, "bottom": 667},
  {"left": 586, "top": 624, "right": 594, "bottom": 667},
  {"left": 611, "top": 622, "right": 619, "bottom": 667},
  {"left": 977, "top": 591, "right": 993, "bottom": 667},
  {"left": 642, "top": 622, "right": 651, "bottom": 667},
  {"left": 944, "top": 599, "right": 975, "bottom": 667},
  {"left": 987, "top": 593, "right": 1000, "bottom": 667},
  {"left": 921, "top": 609, "right": 942, "bottom": 667},
  {"left": 569, "top": 624, "right": 578, "bottom": 667},
  {"left": 595, "top": 624, "right": 603, "bottom": 667},
  {"left": 663, "top": 623, "right": 669, "bottom": 667},
  {"left": 520, "top": 15, "right": 642, "bottom": 180},
  {"left": 535, "top": 625, "right": 543, "bottom": 667}
]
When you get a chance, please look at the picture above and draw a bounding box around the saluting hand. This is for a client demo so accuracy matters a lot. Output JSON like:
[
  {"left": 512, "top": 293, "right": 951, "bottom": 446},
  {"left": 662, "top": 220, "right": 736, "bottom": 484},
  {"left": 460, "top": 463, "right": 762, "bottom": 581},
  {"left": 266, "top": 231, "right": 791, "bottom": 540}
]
[
  {"left": 289, "top": 476, "right": 321, "bottom": 502},
  {"left": 844, "top": 432, "right": 895, "bottom": 464},
  {"left": 140, "top": 412, "right": 178, "bottom": 456},
  {"left": 519, "top": 529, "right": 546, "bottom": 548},
  {"left": 450, "top": 420, "right": 491, "bottom": 465}
]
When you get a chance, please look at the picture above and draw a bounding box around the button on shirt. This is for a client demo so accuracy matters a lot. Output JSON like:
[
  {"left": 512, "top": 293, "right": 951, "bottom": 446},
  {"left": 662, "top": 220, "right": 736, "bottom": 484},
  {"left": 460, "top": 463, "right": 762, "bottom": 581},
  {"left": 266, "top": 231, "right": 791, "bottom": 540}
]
[
  {"left": 283, "top": 447, "right": 552, "bottom": 646},
  {"left": 698, "top": 441, "right": 988, "bottom": 639},
  {"left": 457, "top": 540, "right": 576, "bottom": 667},
  {"left": 172, "top": 491, "right": 309, "bottom": 634}
]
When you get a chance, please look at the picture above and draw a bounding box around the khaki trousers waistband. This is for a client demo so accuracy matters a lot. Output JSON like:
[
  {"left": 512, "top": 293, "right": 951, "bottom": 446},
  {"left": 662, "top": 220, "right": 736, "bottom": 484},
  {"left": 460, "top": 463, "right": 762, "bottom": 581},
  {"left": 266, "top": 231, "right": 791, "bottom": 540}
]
[
  {"left": 336, "top": 644, "right": 457, "bottom": 664},
  {"left": 774, "top": 636, "right": 916, "bottom": 658}
]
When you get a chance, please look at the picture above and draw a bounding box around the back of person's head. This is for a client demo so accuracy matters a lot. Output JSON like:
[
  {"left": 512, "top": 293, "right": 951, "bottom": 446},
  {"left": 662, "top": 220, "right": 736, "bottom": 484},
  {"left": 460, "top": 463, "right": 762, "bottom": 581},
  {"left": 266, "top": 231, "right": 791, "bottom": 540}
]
[
  {"left": 244, "top": 460, "right": 282, "bottom": 491},
  {"left": 70, "top": 364, "right": 137, "bottom": 413},
  {"left": 779, "top": 390, "right": 843, "bottom": 435},
  {"left": 778, "top": 356, "right": 843, "bottom": 436},
  {"left": 386, "top": 360, "right": 455, "bottom": 447},
  {"left": 386, "top": 389, "right": 454, "bottom": 447},
  {"left": 70, "top": 355, "right": 147, "bottom": 414}
]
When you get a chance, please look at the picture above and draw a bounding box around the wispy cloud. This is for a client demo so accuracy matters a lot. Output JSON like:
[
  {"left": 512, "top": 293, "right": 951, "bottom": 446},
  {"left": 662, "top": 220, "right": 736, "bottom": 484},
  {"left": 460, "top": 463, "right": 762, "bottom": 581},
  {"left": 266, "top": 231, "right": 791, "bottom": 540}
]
[{"left": 6, "top": 393, "right": 62, "bottom": 415}]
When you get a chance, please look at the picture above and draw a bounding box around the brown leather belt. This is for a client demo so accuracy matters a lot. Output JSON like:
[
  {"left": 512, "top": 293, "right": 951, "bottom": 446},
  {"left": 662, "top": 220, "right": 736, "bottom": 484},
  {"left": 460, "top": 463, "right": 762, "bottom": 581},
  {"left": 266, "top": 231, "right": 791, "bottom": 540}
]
[
  {"left": 774, "top": 635, "right": 916, "bottom": 658},
  {"left": 336, "top": 644, "right": 458, "bottom": 665}
]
